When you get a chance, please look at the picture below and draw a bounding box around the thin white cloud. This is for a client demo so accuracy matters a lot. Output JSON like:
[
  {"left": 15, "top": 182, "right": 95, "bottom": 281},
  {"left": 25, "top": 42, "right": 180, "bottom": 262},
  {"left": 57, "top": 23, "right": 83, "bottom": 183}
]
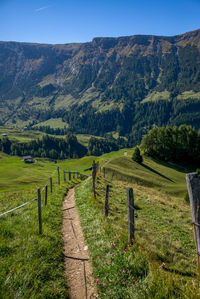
[{"left": 35, "top": 5, "right": 52, "bottom": 12}]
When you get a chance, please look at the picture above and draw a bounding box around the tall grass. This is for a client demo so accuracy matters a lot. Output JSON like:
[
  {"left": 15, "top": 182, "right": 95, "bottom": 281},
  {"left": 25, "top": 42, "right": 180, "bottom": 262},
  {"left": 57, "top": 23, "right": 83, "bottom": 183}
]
[
  {"left": 0, "top": 178, "right": 80, "bottom": 298},
  {"left": 75, "top": 173, "right": 200, "bottom": 298}
]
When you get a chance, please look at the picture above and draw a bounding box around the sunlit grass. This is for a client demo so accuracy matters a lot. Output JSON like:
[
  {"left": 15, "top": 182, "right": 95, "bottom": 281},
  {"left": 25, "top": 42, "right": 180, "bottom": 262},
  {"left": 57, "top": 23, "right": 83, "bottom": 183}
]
[
  {"left": 75, "top": 174, "right": 199, "bottom": 298},
  {"left": 103, "top": 155, "right": 193, "bottom": 196},
  {"left": 0, "top": 178, "right": 80, "bottom": 298}
]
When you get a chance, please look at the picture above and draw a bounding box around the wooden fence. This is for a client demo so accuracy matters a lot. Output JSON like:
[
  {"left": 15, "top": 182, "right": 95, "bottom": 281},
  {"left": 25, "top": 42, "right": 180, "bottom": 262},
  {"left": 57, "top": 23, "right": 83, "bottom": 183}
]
[{"left": 0, "top": 167, "right": 86, "bottom": 234}]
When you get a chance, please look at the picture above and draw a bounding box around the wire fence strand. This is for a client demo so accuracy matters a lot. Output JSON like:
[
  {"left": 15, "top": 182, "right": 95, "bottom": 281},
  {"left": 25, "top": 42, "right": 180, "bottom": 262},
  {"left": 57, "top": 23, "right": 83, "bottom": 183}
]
[
  {"left": 0, "top": 168, "right": 58, "bottom": 217},
  {"left": 0, "top": 198, "right": 37, "bottom": 217}
]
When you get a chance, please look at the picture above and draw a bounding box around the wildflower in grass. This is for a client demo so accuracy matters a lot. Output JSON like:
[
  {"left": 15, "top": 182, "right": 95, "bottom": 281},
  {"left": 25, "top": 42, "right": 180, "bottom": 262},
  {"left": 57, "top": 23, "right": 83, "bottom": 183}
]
[
  {"left": 118, "top": 234, "right": 120, "bottom": 238},
  {"left": 105, "top": 260, "right": 108, "bottom": 265},
  {"left": 97, "top": 256, "right": 101, "bottom": 259},
  {"left": 122, "top": 269, "right": 126, "bottom": 273},
  {"left": 131, "top": 238, "right": 134, "bottom": 244},
  {"left": 114, "top": 235, "right": 117, "bottom": 239},
  {"left": 124, "top": 248, "right": 127, "bottom": 252},
  {"left": 159, "top": 262, "right": 166, "bottom": 268},
  {"left": 96, "top": 278, "right": 100, "bottom": 283},
  {"left": 128, "top": 243, "right": 130, "bottom": 247},
  {"left": 103, "top": 245, "right": 106, "bottom": 249}
]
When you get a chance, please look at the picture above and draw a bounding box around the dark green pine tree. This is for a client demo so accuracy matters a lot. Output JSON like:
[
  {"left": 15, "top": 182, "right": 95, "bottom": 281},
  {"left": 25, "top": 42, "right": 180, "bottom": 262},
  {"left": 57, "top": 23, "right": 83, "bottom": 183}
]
[{"left": 132, "top": 147, "right": 143, "bottom": 164}]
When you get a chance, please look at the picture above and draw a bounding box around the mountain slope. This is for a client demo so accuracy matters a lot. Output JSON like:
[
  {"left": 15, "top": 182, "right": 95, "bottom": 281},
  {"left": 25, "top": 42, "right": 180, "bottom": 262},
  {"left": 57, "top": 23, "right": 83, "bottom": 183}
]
[{"left": 1, "top": 29, "right": 200, "bottom": 142}]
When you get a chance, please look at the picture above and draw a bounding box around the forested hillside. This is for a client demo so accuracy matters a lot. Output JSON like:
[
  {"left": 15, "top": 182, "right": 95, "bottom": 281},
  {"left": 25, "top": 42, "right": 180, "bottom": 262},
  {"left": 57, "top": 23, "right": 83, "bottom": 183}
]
[{"left": 1, "top": 29, "right": 200, "bottom": 144}]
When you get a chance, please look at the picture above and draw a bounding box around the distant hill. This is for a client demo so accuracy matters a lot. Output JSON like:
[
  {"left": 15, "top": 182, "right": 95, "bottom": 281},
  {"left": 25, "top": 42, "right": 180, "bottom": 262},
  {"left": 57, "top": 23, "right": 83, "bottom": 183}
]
[{"left": 1, "top": 29, "right": 200, "bottom": 144}]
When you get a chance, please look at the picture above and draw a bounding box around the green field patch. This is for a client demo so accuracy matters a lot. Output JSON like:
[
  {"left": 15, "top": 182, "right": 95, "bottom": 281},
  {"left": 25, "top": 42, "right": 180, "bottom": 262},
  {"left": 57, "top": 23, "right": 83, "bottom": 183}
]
[
  {"left": 176, "top": 90, "right": 200, "bottom": 100},
  {"left": 0, "top": 128, "right": 44, "bottom": 143},
  {"left": 33, "top": 118, "right": 68, "bottom": 129},
  {"left": 142, "top": 91, "right": 170, "bottom": 103},
  {"left": 0, "top": 156, "right": 56, "bottom": 192},
  {"left": 54, "top": 94, "right": 76, "bottom": 110}
]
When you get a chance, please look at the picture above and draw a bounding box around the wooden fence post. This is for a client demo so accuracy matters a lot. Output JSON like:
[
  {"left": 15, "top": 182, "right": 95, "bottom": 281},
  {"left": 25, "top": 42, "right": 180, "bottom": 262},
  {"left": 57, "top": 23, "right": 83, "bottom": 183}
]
[
  {"left": 64, "top": 171, "right": 66, "bottom": 182},
  {"left": 57, "top": 167, "right": 60, "bottom": 185},
  {"left": 186, "top": 172, "right": 200, "bottom": 287},
  {"left": 69, "top": 171, "right": 71, "bottom": 180},
  {"left": 127, "top": 188, "right": 134, "bottom": 244},
  {"left": 50, "top": 177, "right": 53, "bottom": 193},
  {"left": 92, "top": 160, "right": 96, "bottom": 199},
  {"left": 45, "top": 185, "right": 48, "bottom": 206},
  {"left": 37, "top": 188, "right": 42, "bottom": 234},
  {"left": 104, "top": 184, "right": 110, "bottom": 216}
]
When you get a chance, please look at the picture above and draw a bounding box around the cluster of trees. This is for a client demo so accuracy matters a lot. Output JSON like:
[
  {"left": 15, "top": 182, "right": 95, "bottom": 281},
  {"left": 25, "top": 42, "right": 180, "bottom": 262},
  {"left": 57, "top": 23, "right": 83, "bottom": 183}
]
[
  {"left": 0, "top": 134, "right": 87, "bottom": 159},
  {"left": 0, "top": 134, "right": 127, "bottom": 159},
  {"left": 141, "top": 124, "right": 200, "bottom": 164},
  {"left": 88, "top": 137, "right": 119, "bottom": 156},
  {"left": 32, "top": 125, "right": 69, "bottom": 136}
]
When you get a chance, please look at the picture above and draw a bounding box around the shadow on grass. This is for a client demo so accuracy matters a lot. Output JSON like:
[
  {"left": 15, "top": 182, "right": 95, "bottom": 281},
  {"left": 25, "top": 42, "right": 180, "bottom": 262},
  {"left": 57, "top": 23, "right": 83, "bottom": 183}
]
[
  {"left": 164, "top": 267, "right": 196, "bottom": 278},
  {"left": 151, "top": 157, "right": 195, "bottom": 174},
  {"left": 142, "top": 163, "right": 174, "bottom": 182}
]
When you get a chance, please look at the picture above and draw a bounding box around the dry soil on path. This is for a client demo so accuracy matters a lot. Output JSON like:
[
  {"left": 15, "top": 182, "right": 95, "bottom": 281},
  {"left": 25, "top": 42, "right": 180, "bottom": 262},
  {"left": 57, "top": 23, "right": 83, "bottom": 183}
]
[{"left": 62, "top": 188, "right": 96, "bottom": 299}]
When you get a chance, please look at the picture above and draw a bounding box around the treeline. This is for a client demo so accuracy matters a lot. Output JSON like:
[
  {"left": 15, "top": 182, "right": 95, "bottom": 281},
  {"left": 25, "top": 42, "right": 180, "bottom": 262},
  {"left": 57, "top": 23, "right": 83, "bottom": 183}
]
[
  {"left": 31, "top": 125, "right": 69, "bottom": 136},
  {"left": 141, "top": 124, "right": 200, "bottom": 165},
  {"left": 88, "top": 137, "right": 123, "bottom": 156},
  {"left": 0, "top": 134, "right": 87, "bottom": 159},
  {"left": 0, "top": 134, "right": 127, "bottom": 159}
]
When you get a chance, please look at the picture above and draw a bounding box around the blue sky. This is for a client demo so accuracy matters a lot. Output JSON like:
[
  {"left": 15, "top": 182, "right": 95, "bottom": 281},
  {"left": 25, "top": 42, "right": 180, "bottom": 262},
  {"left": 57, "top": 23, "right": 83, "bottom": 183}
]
[{"left": 0, "top": 0, "right": 200, "bottom": 44}]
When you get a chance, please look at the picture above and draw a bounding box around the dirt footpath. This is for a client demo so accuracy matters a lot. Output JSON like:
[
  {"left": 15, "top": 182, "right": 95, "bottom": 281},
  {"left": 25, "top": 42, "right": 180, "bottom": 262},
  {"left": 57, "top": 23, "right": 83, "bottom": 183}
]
[{"left": 62, "top": 188, "right": 96, "bottom": 299}]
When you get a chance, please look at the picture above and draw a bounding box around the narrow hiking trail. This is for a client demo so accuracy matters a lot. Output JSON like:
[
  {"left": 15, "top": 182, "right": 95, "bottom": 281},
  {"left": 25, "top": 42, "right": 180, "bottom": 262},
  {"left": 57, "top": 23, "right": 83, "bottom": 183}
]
[{"left": 62, "top": 188, "right": 96, "bottom": 299}]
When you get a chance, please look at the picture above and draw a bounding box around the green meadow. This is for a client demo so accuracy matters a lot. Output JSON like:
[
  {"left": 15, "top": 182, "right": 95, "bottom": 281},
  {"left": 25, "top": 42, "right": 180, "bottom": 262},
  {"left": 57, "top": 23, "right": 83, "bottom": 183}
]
[
  {"left": 103, "top": 155, "right": 192, "bottom": 196},
  {"left": 0, "top": 147, "right": 198, "bottom": 298},
  {"left": 0, "top": 127, "right": 44, "bottom": 143}
]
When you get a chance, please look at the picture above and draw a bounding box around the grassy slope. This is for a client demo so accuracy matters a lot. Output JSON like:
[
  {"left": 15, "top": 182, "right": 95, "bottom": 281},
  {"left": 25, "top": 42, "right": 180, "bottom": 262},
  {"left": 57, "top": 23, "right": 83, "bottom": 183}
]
[
  {"left": 33, "top": 118, "right": 68, "bottom": 129},
  {"left": 75, "top": 171, "right": 199, "bottom": 298},
  {"left": 103, "top": 154, "right": 193, "bottom": 196},
  {"left": 0, "top": 155, "right": 57, "bottom": 192},
  {"left": 0, "top": 128, "right": 45, "bottom": 143}
]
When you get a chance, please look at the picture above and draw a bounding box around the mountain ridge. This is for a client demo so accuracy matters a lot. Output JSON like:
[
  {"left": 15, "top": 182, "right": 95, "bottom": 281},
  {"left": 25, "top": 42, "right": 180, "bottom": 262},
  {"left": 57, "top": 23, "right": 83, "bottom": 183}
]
[{"left": 1, "top": 29, "right": 200, "bottom": 144}]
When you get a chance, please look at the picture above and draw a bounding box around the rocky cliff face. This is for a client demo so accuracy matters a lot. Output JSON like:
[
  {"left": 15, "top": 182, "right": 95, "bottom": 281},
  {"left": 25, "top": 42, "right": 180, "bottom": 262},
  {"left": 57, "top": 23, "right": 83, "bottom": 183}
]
[{"left": 0, "top": 29, "right": 200, "bottom": 127}]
